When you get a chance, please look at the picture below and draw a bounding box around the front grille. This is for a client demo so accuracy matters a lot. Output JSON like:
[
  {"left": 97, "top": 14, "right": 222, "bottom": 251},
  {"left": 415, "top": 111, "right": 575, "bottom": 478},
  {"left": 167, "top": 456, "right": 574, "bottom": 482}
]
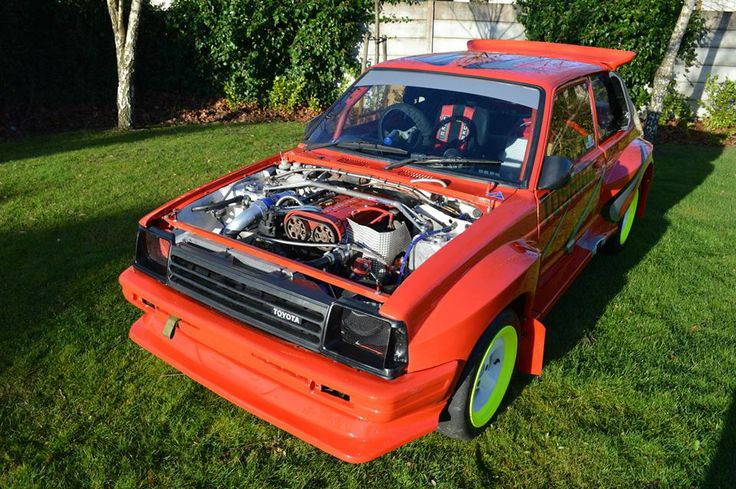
[{"left": 167, "top": 244, "right": 332, "bottom": 348}]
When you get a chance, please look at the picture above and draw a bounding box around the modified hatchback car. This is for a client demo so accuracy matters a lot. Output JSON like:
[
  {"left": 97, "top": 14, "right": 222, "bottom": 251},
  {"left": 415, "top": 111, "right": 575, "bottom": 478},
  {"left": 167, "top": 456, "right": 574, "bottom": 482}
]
[{"left": 120, "top": 40, "right": 653, "bottom": 462}]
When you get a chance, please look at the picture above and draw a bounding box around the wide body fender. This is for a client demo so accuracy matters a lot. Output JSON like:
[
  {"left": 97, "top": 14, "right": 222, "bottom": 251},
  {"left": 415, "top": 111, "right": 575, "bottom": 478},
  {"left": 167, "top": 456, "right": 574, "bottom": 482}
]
[
  {"left": 406, "top": 240, "right": 541, "bottom": 374},
  {"left": 601, "top": 137, "right": 654, "bottom": 222}
]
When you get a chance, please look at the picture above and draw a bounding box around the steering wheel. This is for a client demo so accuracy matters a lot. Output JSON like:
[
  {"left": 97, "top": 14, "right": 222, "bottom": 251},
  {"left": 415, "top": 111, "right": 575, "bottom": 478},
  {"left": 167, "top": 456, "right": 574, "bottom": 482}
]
[
  {"left": 433, "top": 114, "right": 477, "bottom": 152},
  {"left": 378, "top": 103, "right": 432, "bottom": 149}
]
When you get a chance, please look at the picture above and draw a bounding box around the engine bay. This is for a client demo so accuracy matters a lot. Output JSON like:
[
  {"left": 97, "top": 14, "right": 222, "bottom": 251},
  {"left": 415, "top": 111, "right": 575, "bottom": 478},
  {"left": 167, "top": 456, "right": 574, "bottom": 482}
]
[{"left": 175, "top": 159, "right": 482, "bottom": 294}]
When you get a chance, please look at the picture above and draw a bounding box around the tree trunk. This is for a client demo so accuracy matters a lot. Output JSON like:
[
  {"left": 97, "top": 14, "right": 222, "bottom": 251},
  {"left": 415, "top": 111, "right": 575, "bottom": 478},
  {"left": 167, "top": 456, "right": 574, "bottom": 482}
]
[
  {"left": 106, "top": 0, "right": 142, "bottom": 130},
  {"left": 374, "top": 0, "right": 380, "bottom": 65},
  {"left": 644, "top": 0, "right": 697, "bottom": 141},
  {"left": 117, "top": 66, "right": 134, "bottom": 129}
]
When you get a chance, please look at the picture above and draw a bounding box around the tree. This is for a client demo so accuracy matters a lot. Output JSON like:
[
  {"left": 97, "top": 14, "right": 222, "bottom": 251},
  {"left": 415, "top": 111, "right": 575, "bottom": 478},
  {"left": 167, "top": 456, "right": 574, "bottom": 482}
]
[
  {"left": 105, "top": 0, "right": 143, "bottom": 129},
  {"left": 643, "top": 0, "right": 697, "bottom": 141}
]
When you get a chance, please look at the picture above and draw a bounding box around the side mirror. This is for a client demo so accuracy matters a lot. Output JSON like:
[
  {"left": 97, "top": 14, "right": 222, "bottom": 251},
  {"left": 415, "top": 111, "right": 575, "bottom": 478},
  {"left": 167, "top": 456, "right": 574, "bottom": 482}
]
[
  {"left": 303, "top": 114, "right": 323, "bottom": 140},
  {"left": 538, "top": 155, "right": 573, "bottom": 190}
]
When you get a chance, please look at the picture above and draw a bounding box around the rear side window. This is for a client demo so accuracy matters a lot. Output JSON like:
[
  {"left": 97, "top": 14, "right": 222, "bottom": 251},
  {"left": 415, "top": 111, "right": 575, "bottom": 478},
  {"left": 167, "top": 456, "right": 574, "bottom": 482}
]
[
  {"left": 546, "top": 82, "right": 595, "bottom": 162},
  {"left": 591, "top": 73, "right": 631, "bottom": 141}
]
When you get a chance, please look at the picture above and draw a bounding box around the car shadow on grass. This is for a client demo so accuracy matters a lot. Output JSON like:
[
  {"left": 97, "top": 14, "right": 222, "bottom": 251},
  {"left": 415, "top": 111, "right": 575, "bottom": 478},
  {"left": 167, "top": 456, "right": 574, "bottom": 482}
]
[
  {"left": 703, "top": 391, "right": 736, "bottom": 488},
  {"left": 0, "top": 205, "right": 151, "bottom": 374},
  {"left": 541, "top": 142, "right": 719, "bottom": 364}
]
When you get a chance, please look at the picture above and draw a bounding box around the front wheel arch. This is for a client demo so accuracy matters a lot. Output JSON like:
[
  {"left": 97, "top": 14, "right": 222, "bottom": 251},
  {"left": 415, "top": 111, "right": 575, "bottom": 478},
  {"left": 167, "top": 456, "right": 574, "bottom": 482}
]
[{"left": 437, "top": 309, "right": 520, "bottom": 440}]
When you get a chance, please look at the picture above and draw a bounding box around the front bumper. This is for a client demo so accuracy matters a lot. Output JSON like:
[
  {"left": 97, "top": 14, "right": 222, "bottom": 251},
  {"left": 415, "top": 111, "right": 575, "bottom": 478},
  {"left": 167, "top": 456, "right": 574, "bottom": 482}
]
[{"left": 120, "top": 267, "right": 459, "bottom": 463}]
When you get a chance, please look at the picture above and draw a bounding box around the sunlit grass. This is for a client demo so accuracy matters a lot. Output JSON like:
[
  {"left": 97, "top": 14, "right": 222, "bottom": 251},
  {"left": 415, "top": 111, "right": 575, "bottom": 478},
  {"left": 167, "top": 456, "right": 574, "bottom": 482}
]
[{"left": 1, "top": 125, "right": 734, "bottom": 487}]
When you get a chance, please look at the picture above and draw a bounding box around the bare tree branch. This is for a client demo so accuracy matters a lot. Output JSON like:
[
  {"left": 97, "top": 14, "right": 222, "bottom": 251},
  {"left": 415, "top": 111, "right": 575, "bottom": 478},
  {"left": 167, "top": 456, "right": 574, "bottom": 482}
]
[
  {"left": 105, "top": 0, "right": 123, "bottom": 58},
  {"left": 118, "top": 0, "right": 125, "bottom": 34}
]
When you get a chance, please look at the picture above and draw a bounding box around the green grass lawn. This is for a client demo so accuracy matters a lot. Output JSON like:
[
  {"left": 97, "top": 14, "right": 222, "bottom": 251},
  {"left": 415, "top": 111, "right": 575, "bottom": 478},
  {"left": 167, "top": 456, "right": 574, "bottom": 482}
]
[{"left": 1, "top": 123, "right": 735, "bottom": 488}]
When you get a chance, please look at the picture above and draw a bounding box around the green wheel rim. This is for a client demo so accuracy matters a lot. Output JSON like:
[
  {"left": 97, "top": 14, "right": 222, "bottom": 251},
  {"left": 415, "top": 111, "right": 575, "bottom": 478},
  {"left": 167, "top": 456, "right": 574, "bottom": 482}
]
[
  {"left": 619, "top": 188, "right": 639, "bottom": 246},
  {"left": 468, "top": 325, "right": 518, "bottom": 428}
]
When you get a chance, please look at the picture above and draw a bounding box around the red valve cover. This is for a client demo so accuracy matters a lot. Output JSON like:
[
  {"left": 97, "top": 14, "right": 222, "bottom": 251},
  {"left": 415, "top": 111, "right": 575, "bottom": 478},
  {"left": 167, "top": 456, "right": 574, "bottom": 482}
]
[{"left": 283, "top": 196, "right": 392, "bottom": 243}]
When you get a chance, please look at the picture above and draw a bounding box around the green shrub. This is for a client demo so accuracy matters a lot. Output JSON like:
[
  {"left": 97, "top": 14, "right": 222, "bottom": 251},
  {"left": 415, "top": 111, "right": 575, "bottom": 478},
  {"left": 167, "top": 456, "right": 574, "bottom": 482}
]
[
  {"left": 1, "top": 0, "right": 370, "bottom": 115},
  {"left": 281, "top": 2, "right": 368, "bottom": 109},
  {"left": 661, "top": 81, "right": 695, "bottom": 126},
  {"left": 168, "top": 0, "right": 371, "bottom": 109},
  {"left": 516, "top": 0, "right": 707, "bottom": 108},
  {"left": 269, "top": 76, "right": 308, "bottom": 112},
  {"left": 703, "top": 74, "right": 736, "bottom": 130}
]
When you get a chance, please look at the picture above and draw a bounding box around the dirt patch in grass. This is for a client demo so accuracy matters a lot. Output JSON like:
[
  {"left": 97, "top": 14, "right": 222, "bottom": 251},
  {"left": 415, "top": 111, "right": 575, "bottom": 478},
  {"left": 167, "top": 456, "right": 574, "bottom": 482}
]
[
  {"left": 656, "top": 121, "right": 736, "bottom": 146},
  {"left": 135, "top": 93, "right": 319, "bottom": 127}
]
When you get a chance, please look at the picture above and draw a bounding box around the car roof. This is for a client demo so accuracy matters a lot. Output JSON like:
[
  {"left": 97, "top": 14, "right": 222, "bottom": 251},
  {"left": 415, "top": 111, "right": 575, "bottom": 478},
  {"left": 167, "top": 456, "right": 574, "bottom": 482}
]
[{"left": 373, "top": 40, "right": 636, "bottom": 90}]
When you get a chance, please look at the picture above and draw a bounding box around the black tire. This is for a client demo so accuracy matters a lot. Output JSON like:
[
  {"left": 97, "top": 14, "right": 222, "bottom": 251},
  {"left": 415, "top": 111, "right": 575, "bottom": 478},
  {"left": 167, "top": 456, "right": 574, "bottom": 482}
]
[
  {"left": 437, "top": 310, "right": 520, "bottom": 441},
  {"left": 602, "top": 187, "right": 640, "bottom": 254}
]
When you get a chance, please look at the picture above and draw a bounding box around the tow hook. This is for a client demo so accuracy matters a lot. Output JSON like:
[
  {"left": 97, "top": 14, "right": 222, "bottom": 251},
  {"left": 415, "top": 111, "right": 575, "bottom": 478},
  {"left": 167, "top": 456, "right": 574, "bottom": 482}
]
[{"left": 162, "top": 316, "right": 179, "bottom": 339}]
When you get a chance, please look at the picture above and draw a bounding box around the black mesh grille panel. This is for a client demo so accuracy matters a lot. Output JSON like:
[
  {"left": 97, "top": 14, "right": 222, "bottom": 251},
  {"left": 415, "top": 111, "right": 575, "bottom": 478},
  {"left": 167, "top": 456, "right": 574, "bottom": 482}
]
[{"left": 167, "top": 244, "right": 331, "bottom": 348}]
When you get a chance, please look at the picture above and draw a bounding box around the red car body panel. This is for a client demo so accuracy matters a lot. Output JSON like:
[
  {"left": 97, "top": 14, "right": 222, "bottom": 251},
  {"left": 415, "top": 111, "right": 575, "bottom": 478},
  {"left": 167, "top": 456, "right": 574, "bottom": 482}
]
[
  {"left": 120, "top": 40, "right": 653, "bottom": 462},
  {"left": 121, "top": 268, "right": 457, "bottom": 462}
]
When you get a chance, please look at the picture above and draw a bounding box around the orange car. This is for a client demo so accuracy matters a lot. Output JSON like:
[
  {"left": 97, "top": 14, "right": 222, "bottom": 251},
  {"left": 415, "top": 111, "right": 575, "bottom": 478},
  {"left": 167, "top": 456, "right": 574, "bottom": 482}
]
[{"left": 120, "top": 40, "right": 653, "bottom": 462}]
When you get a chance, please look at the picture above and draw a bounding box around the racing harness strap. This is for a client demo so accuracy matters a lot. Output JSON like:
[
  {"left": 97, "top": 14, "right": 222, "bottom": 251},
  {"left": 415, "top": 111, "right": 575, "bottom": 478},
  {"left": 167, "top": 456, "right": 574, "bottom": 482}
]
[{"left": 435, "top": 104, "right": 476, "bottom": 152}]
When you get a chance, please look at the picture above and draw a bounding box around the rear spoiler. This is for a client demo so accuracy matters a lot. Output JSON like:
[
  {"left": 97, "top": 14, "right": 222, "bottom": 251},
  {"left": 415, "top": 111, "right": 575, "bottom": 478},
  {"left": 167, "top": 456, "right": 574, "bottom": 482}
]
[{"left": 467, "top": 40, "right": 636, "bottom": 70}]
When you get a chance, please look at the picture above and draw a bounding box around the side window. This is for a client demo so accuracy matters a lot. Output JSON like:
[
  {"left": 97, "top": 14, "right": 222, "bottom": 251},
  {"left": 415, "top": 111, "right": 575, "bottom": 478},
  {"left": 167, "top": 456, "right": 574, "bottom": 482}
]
[
  {"left": 591, "top": 73, "right": 631, "bottom": 141},
  {"left": 547, "top": 82, "right": 596, "bottom": 162}
]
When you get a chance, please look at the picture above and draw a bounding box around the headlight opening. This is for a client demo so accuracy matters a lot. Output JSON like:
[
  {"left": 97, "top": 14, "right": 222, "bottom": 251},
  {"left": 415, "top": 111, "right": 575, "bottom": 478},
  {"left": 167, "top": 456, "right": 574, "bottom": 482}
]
[
  {"left": 323, "top": 299, "right": 408, "bottom": 378},
  {"left": 134, "top": 225, "right": 174, "bottom": 281}
]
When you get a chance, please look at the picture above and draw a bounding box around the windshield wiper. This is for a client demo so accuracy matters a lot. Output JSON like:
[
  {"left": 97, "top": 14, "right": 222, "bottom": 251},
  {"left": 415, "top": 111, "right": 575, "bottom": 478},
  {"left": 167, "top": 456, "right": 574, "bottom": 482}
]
[
  {"left": 385, "top": 156, "right": 503, "bottom": 170},
  {"left": 306, "top": 140, "right": 409, "bottom": 156}
]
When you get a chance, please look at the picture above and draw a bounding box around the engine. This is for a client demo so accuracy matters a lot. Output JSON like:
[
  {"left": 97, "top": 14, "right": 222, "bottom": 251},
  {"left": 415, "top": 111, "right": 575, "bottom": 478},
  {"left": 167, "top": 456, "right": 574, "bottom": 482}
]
[
  {"left": 175, "top": 160, "right": 480, "bottom": 293},
  {"left": 283, "top": 196, "right": 391, "bottom": 244}
]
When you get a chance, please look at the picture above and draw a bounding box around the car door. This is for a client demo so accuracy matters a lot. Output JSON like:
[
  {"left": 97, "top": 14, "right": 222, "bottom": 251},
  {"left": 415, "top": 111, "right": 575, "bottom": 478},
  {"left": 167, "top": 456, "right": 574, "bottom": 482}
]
[{"left": 537, "top": 79, "right": 607, "bottom": 275}]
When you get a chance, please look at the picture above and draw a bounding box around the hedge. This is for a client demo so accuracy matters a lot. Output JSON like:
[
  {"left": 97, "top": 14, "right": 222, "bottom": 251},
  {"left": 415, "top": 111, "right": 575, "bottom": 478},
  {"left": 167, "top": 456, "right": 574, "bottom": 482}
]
[
  {"left": 0, "top": 0, "right": 116, "bottom": 109},
  {"left": 3, "top": 0, "right": 708, "bottom": 120},
  {"left": 164, "top": 0, "right": 371, "bottom": 109}
]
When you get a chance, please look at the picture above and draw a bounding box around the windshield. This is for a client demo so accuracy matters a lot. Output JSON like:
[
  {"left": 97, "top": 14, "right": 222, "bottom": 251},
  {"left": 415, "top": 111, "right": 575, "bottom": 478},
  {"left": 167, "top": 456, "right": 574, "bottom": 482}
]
[{"left": 305, "top": 69, "right": 542, "bottom": 184}]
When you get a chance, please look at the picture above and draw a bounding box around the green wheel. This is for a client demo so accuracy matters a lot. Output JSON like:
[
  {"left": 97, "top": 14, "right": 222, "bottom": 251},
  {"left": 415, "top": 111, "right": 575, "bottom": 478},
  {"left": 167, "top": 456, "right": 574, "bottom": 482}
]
[
  {"left": 603, "top": 187, "right": 639, "bottom": 254},
  {"left": 468, "top": 324, "right": 518, "bottom": 427},
  {"left": 438, "top": 310, "right": 519, "bottom": 440}
]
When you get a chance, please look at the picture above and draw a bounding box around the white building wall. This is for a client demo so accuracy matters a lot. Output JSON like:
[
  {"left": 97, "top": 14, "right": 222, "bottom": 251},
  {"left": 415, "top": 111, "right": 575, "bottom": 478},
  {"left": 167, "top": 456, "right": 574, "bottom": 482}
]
[{"left": 675, "top": 10, "right": 736, "bottom": 103}]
